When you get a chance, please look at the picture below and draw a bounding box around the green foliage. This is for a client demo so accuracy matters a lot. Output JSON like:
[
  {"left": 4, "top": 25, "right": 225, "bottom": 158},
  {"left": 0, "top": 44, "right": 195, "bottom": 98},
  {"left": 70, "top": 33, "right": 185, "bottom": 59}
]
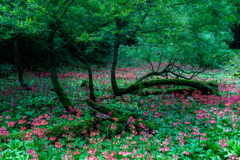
[
  {"left": 0, "top": 63, "right": 15, "bottom": 78},
  {"left": 223, "top": 49, "right": 240, "bottom": 76},
  {"left": 80, "top": 79, "right": 89, "bottom": 88},
  {"left": 0, "top": 1, "right": 240, "bottom": 159},
  {"left": 1, "top": 0, "right": 239, "bottom": 71}
]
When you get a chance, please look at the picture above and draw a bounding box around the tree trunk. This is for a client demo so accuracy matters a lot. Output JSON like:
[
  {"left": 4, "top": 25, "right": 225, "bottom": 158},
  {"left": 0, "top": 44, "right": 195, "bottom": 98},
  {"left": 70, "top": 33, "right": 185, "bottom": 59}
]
[
  {"left": 48, "top": 22, "right": 73, "bottom": 112},
  {"left": 14, "top": 34, "right": 31, "bottom": 90},
  {"left": 118, "top": 79, "right": 220, "bottom": 96},
  {"left": 86, "top": 63, "right": 96, "bottom": 101},
  {"left": 111, "top": 18, "right": 122, "bottom": 96},
  {"left": 236, "top": 24, "right": 239, "bottom": 49},
  {"left": 49, "top": 66, "right": 73, "bottom": 112},
  {"left": 59, "top": 26, "right": 96, "bottom": 101}
]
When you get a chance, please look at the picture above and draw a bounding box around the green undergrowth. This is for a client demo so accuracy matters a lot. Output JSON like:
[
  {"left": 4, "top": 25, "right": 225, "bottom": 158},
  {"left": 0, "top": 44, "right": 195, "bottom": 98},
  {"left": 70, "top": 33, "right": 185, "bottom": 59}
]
[{"left": 1, "top": 61, "right": 240, "bottom": 160}]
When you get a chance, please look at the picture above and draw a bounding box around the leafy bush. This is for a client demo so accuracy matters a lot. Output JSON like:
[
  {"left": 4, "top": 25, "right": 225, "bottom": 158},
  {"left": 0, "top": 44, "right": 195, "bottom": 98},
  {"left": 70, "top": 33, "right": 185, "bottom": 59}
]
[{"left": 0, "top": 63, "right": 15, "bottom": 78}]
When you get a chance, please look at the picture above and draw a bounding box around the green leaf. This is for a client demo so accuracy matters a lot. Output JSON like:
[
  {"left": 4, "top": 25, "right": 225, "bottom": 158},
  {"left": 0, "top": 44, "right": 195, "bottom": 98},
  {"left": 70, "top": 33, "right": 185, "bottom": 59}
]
[
  {"left": 16, "top": 113, "right": 23, "bottom": 120},
  {"left": 25, "top": 111, "right": 34, "bottom": 116}
]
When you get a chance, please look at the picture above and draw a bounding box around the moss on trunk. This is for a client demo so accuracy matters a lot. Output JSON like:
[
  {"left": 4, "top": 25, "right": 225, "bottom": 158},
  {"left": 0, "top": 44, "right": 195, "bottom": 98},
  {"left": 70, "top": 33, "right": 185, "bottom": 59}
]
[
  {"left": 130, "top": 87, "right": 197, "bottom": 96},
  {"left": 118, "top": 79, "right": 220, "bottom": 96},
  {"left": 86, "top": 100, "right": 157, "bottom": 132},
  {"left": 0, "top": 117, "right": 96, "bottom": 142},
  {"left": 50, "top": 68, "right": 73, "bottom": 112},
  {"left": 0, "top": 99, "right": 157, "bottom": 142}
]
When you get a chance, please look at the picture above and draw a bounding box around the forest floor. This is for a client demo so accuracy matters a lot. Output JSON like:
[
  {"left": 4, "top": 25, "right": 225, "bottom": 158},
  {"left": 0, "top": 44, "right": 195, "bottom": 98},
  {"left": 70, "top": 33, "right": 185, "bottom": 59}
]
[{"left": 0, "top": 59, "right": 240, "bottom": 160}]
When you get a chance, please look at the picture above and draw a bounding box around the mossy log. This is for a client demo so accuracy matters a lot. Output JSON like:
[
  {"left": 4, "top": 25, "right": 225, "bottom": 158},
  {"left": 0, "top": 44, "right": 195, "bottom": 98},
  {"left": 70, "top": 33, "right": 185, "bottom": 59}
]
[
  {"left": 87, "top": 100, "right": 156, "bottom": 126},
  {"left": 86, "top": 100, "right": 149, "bottom": 120},
  {"left": 118, "top": 79, "right": 220, "bottom": 96},
  {"left": 0, "top": 117, "right": 97, "bottom": 142},
  {"left": 0, "top": 101, "right": 157, "bottom": 142},
  {"left": 86, "top": 99, "right": 157, "bottom": 136},
  {"left": 131, "top": 87, "right": 197, "bottom": 96}
]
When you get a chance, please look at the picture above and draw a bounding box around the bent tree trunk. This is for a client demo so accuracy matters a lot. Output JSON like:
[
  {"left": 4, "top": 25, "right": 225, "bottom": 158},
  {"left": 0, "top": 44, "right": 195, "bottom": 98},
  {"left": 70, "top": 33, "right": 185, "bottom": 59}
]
[
  {"left": 118, "top": 79, "right": 220, "bottom": 96},
  {"left": 48, "top": 22, "right": 73, "bottom": 112},
  {"left": 49, "top": 66, "right": 73, "bottom": 112},
  {"left": 14, "top": 34, "right": 31, "bottom": 90},
  {"left": 111, "top": 18, "right": 122, "bottom": 96}
]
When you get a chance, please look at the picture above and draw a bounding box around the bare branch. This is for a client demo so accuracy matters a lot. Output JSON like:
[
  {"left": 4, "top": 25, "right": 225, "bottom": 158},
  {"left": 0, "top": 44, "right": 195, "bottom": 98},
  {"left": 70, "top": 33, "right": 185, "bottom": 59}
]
[{"left": 136, "top": 71, "right": 166, "bottom": 83}]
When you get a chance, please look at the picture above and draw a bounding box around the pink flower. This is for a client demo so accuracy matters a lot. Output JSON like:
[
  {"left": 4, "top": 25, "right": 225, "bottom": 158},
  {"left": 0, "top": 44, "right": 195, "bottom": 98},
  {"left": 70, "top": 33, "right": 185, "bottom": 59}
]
[
  {"left": 183, "top": 151, "right": 190, "bottom": 155},
  {"left": 7, "top": 121, "right": 16, "bottom": 127},
  {"left": 88, "top": 148, "right": 97, "bottom": 155},
  {"left": 219, "top": 138, "right": 228, "bottom": 148},
  {"left": 165, "top": 147, "right": 170, "bottom": 151},
  {"left": 28, "top": 149, "right": 35, "bottom": 154},
  {"left": 55, "top": 141, "right": 63, "bottom": 148},
  {"left": 110, "top": 124, "right": 116, "bottom": 130},
  {"left": 184, "top": 121, "right": 190, "bottom": 124},
  {"left": 173, "top": 154, "right": 179, "bottom": 159},
  {"left": 201, "top": 133, "right": 207, "bottom": 136},
  {"left": 32, "top": 153, "right": 39, "bottom": 158},
  {"left": 193, "top": 131, "right": 199, "bottom": 135},
  {"left": 64, "top": 126, "right": 69, "bottom": 130},
  {"left": 6, "top": 116, "right": 11, "bottom": 119},
  {"left": 68, "top": 117, "right": 74, "bottom": 121},
  {"left": 160, "top": 147, "right": 164, "bottom": 152},
  {"left": 197, "top": 114, "right": 203, "bottom": 120},
  {"left": 210, "top": 120, "right": 216, "bottom": 124},
  {"left": 82, "top": 129, "right": 87, "bottom": 134},
  {"left": 143, "top": 112, "right": 148, "bottom": 116},
  {"left": 119, "top": 150, "right": 131, "bottom": 156},
  {"left": 63, "top": 155, "right": 73, "bottom": 160},
  {"left": 138, "top": 154, "right": 144, "bottom": 159},
  {"left": 200, "top": 137, "right": 207, "bottom": 140},
  {"left": 87, "top": 155, "right": 99, "bottom": 160},
  {"left": 49, "top": 137, "right": 56, "bottom": 141},
  {"left": 140, "top": 135, "right": 147, "bottom": 141}
]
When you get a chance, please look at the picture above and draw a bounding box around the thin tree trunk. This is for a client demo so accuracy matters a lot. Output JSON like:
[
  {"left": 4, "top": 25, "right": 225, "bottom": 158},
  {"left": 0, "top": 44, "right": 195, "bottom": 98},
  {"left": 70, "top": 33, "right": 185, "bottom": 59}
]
[
  {"left": 86, "top": 63, "right": 95, "bottom": 101},
  {"left": 14, "top": 34, "right": 31, "bottom": 90},
  {"left": 111, "top": 19, "right": 121, "bottom": 96},
  {"left": 110, "top": 14, "right": 148, "bottom": 96},
  {"left": 59, "top": 26, "right": 96, "bottom": 101},
  {"left": 14, "top": 36, "right": 23, "bottom": 83},
  {"left": 236, "top": 24, "right": 239, "bottom": 49}
]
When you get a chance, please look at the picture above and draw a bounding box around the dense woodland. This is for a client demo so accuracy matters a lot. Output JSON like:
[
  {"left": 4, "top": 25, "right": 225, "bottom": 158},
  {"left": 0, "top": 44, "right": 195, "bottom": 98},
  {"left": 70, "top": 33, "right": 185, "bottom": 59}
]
[{"left": 1, "top": 0, "right": 240, "bottom": 160}]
